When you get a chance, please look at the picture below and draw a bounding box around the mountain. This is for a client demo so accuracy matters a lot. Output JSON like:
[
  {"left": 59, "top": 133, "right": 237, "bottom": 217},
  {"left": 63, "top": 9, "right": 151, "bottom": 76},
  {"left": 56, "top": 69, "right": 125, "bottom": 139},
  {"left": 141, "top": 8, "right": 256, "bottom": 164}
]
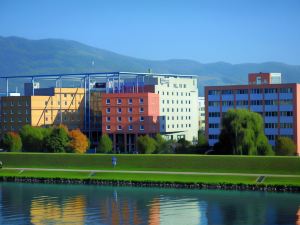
[{"left": 1, "top": 36, "right": 300, "bottom": 94}]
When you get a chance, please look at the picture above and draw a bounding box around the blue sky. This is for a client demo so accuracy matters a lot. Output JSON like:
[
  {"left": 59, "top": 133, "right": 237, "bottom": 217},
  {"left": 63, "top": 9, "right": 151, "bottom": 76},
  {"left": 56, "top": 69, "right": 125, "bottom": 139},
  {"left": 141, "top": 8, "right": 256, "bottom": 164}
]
[{"left": 1, "top": 0, "right": 300, "bottom": 64}]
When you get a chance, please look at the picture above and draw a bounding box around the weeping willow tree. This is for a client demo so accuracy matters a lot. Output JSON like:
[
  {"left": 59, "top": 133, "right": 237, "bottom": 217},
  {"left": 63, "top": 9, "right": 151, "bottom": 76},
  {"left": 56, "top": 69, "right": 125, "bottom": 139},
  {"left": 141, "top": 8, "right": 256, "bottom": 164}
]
[{"left": 214, "top": 109, "right": 274, "bottom": 155}]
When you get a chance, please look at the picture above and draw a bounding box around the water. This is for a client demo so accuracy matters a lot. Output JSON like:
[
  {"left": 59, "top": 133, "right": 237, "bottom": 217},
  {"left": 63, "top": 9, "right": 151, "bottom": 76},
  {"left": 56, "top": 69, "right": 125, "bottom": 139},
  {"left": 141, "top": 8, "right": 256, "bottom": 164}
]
[{"left": 0, "top": 182, "right": 300, "bottom": 225}]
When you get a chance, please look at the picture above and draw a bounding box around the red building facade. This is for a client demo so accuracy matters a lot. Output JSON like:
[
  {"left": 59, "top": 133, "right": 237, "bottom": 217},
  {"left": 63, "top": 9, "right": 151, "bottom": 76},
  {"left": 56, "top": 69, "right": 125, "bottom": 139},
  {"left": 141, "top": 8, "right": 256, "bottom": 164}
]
[{"left": 102, "top": 92, "right": 160, "bottom": 153}]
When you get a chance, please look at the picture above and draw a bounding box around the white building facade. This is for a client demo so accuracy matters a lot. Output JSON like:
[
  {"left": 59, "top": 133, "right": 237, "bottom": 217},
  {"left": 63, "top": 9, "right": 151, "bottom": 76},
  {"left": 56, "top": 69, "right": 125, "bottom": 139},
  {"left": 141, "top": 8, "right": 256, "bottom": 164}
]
[
  {"left": 145, "top": 76, "right": 199, "bottom": 143},
  {"left": 198, "top": 96, "right": 205, "bottom": 131}
]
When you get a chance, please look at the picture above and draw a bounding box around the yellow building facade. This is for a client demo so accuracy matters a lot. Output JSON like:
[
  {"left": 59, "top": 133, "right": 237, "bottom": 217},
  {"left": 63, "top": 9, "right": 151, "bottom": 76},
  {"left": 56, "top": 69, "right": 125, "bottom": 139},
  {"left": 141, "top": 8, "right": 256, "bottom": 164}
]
[{"left": 0, "top": 88, "right": 85, "bottom": 136}]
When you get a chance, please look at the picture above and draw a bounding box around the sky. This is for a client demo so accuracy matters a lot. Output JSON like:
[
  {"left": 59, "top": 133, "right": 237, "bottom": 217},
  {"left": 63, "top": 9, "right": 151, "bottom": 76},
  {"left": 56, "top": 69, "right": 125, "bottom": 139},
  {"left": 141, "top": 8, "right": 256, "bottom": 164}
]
[{"left": 0, "top": 0, "right": 300, "bottom": 64}]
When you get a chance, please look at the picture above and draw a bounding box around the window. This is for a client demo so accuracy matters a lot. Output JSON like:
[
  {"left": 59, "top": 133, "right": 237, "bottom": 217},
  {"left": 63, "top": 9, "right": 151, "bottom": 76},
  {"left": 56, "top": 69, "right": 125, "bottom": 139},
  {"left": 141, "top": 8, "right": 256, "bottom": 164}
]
[
  {"left": 236, "top": 89, "right": 248, "bottom": 94},
  {"left": 128, "top": 116, "right": 133, "bottom": 122},
  {"left": 117, "top": 117, "right": 122, "bottom": 122},
  {"left": 128, "top": 108, "right": 133, "bottom": 113},
  {"left": 221, "top": 90, "right": 233, "bottom": 95},
  {"left": 265, "top": 111, "right": 278, "bottom": 117},
  {"left": 140, "top": 125, "right": 144, "bottom": 131},
  {"left": 280, "top": 88, "right": 293, "bottom": 93},
  {"left": 106, "top": 108, "right": 111, "bottom": 113},
  {"left": 106, "top": 117, "right": 111, "bottom": 122},
  {"left": 251, "top": 88, "right": 262, "bottom": 94},
  {"left": 280, "top": 111, "right": 293, "bottom": 117},
  {"left": 140, "top": 107, "right": 144, "bottom": 113},
  {"left": 139, "top": 98, "right": 144, "bottom": 104},
  {"left": 106, "top": 125, "right": 111, "bottom": 130},
  {"left": 208, "top": 90, "right": 221, "bottom": 95},
  {"left": 117, "top": 108, "right": 122, "bottom": 113},
  {"left": 106, "top": 99, "right": 110, "bottom": 104},
  {"left": 45, "top": 101, "right": 48, "bottom": 105},
  {"left": 64, "top": 93, "right": 67, "bottom": 97},
  {"left": 65, "top": 101, "right": 67, "bottom": 105},
  {"left": 117, "top": 98, "right": 122, "bottom": 104},
  {"left": 140, "top": 116, "right": 144, "bottom": 121},
  {"left": 10, "top": 101, "right": 14, "bottom": 106},
  {"left": 128, "top": 98, "right": 133, "bottom": 104},
  {"left": 117, "top": 125, "right": 122, "bottom": 130},
  {"left": 209, "top": 123, "right": 219, "bottom": 128},
  {"left": 128, "top": 125, "right": 133, "bottom": 130}
]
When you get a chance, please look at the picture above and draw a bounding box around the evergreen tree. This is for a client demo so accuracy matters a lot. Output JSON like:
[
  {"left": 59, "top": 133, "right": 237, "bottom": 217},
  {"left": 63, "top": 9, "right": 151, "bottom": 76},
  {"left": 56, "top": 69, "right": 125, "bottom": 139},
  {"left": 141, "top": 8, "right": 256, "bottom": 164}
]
[{"left": 44, "top": 126, "right": 69, "bottom": 153}]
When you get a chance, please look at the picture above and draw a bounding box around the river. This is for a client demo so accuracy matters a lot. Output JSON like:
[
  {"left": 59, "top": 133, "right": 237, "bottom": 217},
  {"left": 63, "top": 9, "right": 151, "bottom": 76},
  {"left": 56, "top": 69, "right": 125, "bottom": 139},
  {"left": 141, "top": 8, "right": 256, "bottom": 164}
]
[{"left": 0, "top": 182, "right": 299, "bottom": 225}]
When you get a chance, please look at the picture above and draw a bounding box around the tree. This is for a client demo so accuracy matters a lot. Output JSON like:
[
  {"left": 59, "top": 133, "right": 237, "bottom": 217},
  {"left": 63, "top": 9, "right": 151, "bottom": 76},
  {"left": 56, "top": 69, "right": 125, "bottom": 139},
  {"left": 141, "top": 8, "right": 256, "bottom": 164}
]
[
  {"left": 275, "top": 136, "right": 296, "bottom": 156},
  {"left": 137, "top": 135, "right": 156, "bottom": 154},
  {"left": 68, "top": 129, "right": 89, "bottom": 153},
  {"left": 44, "top": 126, "right": 69, "bottom": 153},
  {"left": 215, "top": 109, "right": 273, "bottom": 155},
  {"left": 97, "top": 134, "right": 113, "bottom": 153},
  {"left": 197, "top": 129, "right": 209, "bottom": 149},
  {"left": 154, "top": 134, "right": 175, "bottom": 154},
  {"left": 19, "top": 125, "right": 45, "bottom": 152},
  {"left": 2, "top": 132, "right": 22, "bottom": 152},
  {"left": 175, "top": 138, "right": 192, "bottom": 153}
]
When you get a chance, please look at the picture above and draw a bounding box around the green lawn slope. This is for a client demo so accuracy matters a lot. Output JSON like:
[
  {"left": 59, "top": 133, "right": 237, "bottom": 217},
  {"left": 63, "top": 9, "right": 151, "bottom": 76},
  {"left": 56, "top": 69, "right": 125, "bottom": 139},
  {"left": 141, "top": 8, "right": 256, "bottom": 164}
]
[{"left": 0, "top": 153, "right": 299, "bottom": 175}]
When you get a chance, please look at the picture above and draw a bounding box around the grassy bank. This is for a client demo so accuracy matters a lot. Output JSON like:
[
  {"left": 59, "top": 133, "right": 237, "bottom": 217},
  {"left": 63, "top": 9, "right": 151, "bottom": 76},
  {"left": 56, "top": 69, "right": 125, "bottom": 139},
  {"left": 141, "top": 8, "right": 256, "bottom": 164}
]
[
  {"left": 0, "top": 153, "right": 299, "bottom": 187},
  {"left": 1, "top": 153, "right": 300, "bottom": 174}
]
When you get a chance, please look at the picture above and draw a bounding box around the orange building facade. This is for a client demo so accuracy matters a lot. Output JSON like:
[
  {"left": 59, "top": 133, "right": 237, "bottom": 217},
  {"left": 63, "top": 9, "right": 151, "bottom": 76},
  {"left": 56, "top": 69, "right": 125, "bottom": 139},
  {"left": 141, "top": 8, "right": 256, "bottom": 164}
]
[{"left": 101, "top": 92, "right": 160, "bottom": 153}]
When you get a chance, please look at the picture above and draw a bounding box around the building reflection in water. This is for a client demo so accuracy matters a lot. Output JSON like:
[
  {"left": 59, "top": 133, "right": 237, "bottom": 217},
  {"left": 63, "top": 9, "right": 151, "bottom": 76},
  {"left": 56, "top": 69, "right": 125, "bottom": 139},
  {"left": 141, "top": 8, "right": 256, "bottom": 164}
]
[
  {"left": 22, "top": 185, "right": 300, "bottom": 225},
  {"left": 30, "top": 196, "right": 86, "bottom": 225},
  {"left": 99, "top": 190, "right": 142, "bottom": 225},
  {"left": 297, "top": 207, "right": 300, "bottom": 225},
  {"left": 148, "top": 197, "right": 206, "bottom": 225}
]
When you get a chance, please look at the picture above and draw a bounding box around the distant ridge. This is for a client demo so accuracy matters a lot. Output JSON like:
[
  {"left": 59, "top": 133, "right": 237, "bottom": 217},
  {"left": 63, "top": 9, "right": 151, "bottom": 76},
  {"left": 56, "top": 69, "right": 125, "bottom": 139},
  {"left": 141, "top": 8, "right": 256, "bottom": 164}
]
[{"left": 1, "top": 36, "right": 300, "bottom": 94}]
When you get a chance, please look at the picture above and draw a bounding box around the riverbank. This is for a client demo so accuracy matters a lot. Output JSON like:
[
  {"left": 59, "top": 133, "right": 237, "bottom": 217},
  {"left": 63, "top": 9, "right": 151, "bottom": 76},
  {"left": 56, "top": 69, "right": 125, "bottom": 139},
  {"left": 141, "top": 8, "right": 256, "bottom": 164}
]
[
  {"left": 0, "top": 153, "right": 299, "bottom": 192},
  {"left": 1, "top": 176, "right": 300, "bottom": 193}
]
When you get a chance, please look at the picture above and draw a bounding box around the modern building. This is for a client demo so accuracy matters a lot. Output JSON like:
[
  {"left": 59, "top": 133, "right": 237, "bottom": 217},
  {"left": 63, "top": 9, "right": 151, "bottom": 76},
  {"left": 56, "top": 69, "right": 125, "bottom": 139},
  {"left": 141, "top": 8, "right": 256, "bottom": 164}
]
[
  {"left": 100, "top": 75, "right": 199, "bottom": 152},
  {"left": 205, "top": 72, "right": 300, "bottom": 155},
  {"left": 198, "top": 97, "right": 205, "bottom": 131},
  {"left": 0, "top": 72, "right": 199, "bottom": 153},
  {"left": 101, "top": 92, "right": 160, "bottom": 152},
  {"left": 144, "top": 76, "right": 199, "bottom": 143},
  {"left": 0, "top": 84, "right": 85, "bottom": 136}
]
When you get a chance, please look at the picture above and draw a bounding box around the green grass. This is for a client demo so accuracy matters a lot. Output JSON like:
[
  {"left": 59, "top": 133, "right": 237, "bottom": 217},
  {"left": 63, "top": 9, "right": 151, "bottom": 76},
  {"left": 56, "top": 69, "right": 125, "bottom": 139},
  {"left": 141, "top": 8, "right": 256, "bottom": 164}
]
[
  {"left": 264, "top": 177, "right": 300, "bottom": 186},
  {"left": 0, "top": 153, "right": 299, "bottom": 187},
  {"left": 0, "top": 153, "right": 300, "bottom": 175}
]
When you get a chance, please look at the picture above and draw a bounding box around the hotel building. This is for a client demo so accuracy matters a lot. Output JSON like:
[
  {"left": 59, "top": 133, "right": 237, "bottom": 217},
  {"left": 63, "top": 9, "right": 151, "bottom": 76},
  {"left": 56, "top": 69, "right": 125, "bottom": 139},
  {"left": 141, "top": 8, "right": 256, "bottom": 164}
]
[
  {"left": 205, "top": 73, "right": 300, "bottom": 155},
  {"left": 101, "top": 75, "right": 199, "bottom": 152},
  {"left": 0, "top": 72, "right": 199, "bottom": 153}
]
